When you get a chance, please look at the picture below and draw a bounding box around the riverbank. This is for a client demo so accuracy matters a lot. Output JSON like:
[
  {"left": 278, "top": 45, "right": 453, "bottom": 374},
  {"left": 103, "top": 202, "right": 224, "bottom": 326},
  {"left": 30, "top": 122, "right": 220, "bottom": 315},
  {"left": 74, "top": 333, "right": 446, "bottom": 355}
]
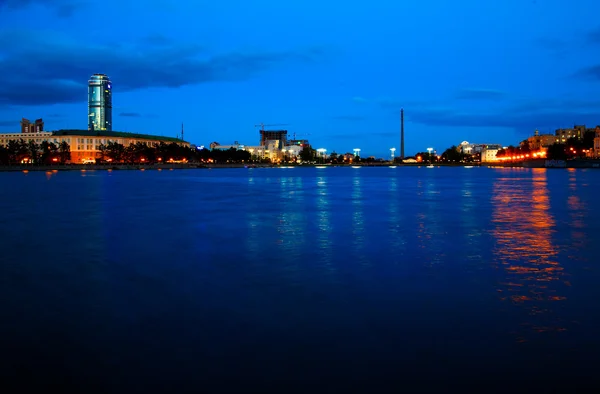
[
  {"left": 1, "top": 162, "right": 478, "bottom": 172},
  {"left": 4, "top": 160, "right": 598, "bottom": 172}
]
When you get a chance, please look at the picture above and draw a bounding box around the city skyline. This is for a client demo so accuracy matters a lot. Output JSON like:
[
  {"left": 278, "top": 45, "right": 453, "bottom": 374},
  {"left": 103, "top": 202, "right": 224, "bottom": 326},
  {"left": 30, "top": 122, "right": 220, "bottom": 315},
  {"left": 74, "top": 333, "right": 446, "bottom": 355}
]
[{"left": 1, "top": 1, "right": 600, "bottom": 157}]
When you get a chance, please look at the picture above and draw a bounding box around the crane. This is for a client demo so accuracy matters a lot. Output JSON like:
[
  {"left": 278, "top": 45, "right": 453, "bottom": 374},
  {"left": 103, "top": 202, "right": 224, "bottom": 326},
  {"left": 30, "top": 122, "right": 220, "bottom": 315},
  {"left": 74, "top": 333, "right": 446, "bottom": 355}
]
[
  {"left": 254, "top": 123, "right": 289, "bottom": 131},
  {"left": 291, "top": 132, "right": 311, "bottom": 140}
]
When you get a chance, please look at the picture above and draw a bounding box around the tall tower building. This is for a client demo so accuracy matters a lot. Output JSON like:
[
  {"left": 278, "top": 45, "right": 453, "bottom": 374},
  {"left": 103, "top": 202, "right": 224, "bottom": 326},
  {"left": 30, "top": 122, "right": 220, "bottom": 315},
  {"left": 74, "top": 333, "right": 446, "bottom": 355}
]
[{"left": 88, "top": 73, "right": 112, "bottom": 131}]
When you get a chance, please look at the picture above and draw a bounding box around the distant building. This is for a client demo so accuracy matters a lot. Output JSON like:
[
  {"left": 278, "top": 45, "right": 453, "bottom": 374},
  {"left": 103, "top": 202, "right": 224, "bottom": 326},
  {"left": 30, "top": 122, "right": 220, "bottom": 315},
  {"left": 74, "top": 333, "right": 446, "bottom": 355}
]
[
  {"left": 527, "top": 130, "right": 557, "bottom": 150},
  {"left": 594, "top": 127, "right": 600, "bottom": 157},
  {"left": 20, "top": 118, "right": 44, "bottom": 133},
  {"left": 88, "top": 73, "right": 112, "bottom": 131},
  {"left": 244, "top": 146, "right": 266, "bottom": 159},
  {"left": 260, "top": 129, "right": 287, "bottom": 147},
  {"left": 458, "top": 141, "right": 501, "bottom": 155},
  {"left": 211, "top": 143, "right": 244, "bottom": 150},
  {"left": 0, "top": 129, "right": 189, "bottom": 163},
  {"left": 481, "top": 147, "right": 500, "bottom": 163},
  {"left": 555, "top": 125, "right": 586, "bottom": 143}
]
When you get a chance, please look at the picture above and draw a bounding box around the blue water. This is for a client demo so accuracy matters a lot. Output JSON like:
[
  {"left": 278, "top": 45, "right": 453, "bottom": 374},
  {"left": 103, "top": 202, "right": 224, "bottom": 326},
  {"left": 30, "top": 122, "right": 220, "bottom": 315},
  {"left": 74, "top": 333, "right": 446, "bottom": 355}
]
[{"left": 1, "top": 167, "right": 599, "bottom": 392}]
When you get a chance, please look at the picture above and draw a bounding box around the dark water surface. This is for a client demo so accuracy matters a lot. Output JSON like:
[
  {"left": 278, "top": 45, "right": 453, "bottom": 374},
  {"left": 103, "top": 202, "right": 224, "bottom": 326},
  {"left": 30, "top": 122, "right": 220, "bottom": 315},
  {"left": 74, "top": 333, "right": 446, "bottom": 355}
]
[{"left": 1, "top": 167, "right": 599, "bottom": 392}]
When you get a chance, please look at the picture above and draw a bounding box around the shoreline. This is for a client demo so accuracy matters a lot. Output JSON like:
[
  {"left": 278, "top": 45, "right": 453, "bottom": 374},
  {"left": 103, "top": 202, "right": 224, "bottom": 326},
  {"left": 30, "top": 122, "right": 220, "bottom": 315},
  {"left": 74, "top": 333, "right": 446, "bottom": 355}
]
[
  {"left": 1, "top": 163, "right": 475, "bottom": 172},
  {"left": 2, "top": 160, "right": 599, "bottom": 172}
]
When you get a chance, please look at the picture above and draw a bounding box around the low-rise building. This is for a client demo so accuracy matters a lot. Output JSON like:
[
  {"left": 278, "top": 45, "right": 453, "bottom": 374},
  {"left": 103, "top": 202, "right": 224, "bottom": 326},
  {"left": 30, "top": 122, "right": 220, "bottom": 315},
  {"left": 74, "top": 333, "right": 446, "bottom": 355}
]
[
  {"left": 594, "top": 127, "right": 600, "bottom": 157},
  {"left": 244, "top": 146, "right": 266, "bottom": 160},
  {"left": 481, "top": 147, "right": 500, "bottom": 162},
  {"left": 527, "top": 130, "right": 557, "bottom": 150},
  {"left": 458, "top": 141, "right": 501, "bottom": 155},
  {"left": 555, "top": 125, "right": 586, "bottom": 143},
  {"left": 0, "top": 129, "right": 189, "bottom": 163}
]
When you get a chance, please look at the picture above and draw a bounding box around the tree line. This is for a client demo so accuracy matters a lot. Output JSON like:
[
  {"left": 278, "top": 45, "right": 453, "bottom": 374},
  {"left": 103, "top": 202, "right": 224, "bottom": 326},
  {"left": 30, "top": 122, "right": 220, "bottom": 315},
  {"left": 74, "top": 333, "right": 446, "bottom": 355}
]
[
  {"left": 97, "top": 142, "right": 253, "bottom": 164},
  {"left": 0, "top": 139, "right": 71, "bottom": 165}
]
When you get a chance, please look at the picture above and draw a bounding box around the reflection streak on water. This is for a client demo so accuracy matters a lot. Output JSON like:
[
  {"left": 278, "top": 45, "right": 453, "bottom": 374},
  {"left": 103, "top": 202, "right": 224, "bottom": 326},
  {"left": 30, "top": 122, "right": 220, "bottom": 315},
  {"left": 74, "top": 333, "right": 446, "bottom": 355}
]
[
  {"left": 351, "top": 174, "right": 366, "bottom": 264},
  {"left": 246, "top": 176, "right": 261, "bottom": 257},
  {"left": 387, "top": 175, "right": 404, "bottom": 252},
  {"left": 415, "top": 177, "right": 444, "bottom": 265},
  {"left": 316, "top": 176, "right": 333, "bottom": 269},
  {"left": 491, "top": 169, "right": 567, "bottom": 336},
  {"left": 567, "top": 169, "right": 586, "bottom": 250},
  {"left": 461, "top": 175, "right": 482, "bottom": 264},
  {"left": 415, "top": 180, "right": 430, "bottom": 250}
]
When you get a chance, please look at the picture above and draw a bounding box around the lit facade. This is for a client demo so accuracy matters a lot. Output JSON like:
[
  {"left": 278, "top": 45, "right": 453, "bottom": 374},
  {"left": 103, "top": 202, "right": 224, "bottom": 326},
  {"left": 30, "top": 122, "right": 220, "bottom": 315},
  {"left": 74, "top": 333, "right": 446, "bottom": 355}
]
[
  {"left": 0, "top": 129, "right": 189, "bottom": 163},
  {"left": 481, "top": 148, "right": 500, "bottom": 163},
  {"left": 527, "top": 133, "right": 557, "bottom": 150},
  {"left": 88, "top": 74, "right": 112, "bottom": 131},
  {"left": 458, "top": 141, "right": 501, "bottom": 155},
  {"left": 555, "top": 125, "right": 585, "bottom": 143},
  {"left": 594, "top": 127, "right": 600, "bottom": 157}
]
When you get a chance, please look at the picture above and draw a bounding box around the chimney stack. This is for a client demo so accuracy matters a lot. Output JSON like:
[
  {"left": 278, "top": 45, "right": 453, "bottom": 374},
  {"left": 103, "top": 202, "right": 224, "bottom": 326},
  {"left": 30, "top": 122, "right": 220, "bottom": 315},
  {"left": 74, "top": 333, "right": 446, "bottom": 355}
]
[{"left": 400, "top": 109, "right": 405, "bottom": 159}]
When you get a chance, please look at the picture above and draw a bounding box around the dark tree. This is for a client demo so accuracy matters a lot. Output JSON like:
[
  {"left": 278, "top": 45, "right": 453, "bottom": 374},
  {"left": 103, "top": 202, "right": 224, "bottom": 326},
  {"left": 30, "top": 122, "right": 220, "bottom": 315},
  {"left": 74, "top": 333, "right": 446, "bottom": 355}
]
[
  {"left": 441, "top": 146, "right": 463, "bottom": 162},
  {"left": 58, "top": 141, "right": 71, "bottom": 164},
  {"left": 547, "top": 143, "right": 567, "bottom": 160}
]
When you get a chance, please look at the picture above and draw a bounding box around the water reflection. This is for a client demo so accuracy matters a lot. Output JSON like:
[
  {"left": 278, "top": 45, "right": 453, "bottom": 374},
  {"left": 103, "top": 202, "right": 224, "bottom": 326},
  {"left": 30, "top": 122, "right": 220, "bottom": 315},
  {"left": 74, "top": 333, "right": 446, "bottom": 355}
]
[
  {"left": 351, "top": 173, "right": 367, "bottom": 265},
  {"left": 567, "top": 169, "right": 586, "bottom": 251},
  {"left": 274, "top": 177, "right": 305, "bottom": 269},
  {"left": 316, "top": 175, "right": 333, "bottom": 270},
  {"left": 415, "top": 177, "right": 444, "bottom": 265},
  {"left": 461, "top": 173, "right": 483, "bottom": 265},
  {"left": 387, "top": 174, "right": 405, "bottom": 254},
  {"left": 246, "top": 176, "right": 261, "bottom": 258},
  {"left": 491, "top": 169, "right": 567, "bottom": 338}
]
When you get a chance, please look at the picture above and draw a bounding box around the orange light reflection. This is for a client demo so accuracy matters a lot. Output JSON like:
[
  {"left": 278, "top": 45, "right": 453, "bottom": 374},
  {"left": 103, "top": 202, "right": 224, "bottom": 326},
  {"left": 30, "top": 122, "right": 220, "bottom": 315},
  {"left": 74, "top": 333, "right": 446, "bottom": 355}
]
[{"left": 491, "top": 168, "right": 568, "bottom": 339}]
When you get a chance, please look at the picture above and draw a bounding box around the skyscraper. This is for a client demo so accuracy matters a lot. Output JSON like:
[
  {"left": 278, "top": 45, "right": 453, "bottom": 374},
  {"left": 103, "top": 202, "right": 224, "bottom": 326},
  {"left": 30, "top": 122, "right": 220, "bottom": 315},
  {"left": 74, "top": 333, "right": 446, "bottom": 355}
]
[{"left": 88, "top": 73, "right": 112, "bottom": 131}]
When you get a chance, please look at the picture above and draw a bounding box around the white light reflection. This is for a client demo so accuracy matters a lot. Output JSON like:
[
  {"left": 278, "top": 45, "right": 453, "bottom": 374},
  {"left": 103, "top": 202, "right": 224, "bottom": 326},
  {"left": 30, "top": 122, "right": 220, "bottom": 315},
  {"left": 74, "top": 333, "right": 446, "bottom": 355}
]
[
  {"left": 275, "top": 176, "right": 305, "bottom": 270},
  {"left": 316, "top": 175, "right": 333, "bottom": 271},
  {"left": 387, "top": 174, "right": 406, "bottom": 254},
  {"left": 246, "top": 176, "right": 261, "bottom": 258},
  {"left": 351, "top": 173, "right": 367, "bottom": 265}
]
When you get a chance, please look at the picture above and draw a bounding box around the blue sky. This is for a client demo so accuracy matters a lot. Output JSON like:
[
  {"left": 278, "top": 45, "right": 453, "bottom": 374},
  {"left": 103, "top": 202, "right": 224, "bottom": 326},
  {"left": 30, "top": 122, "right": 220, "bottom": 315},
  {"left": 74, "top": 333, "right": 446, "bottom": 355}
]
[{"left": 1, "top": 0, "right": 600, "bottom": 157}]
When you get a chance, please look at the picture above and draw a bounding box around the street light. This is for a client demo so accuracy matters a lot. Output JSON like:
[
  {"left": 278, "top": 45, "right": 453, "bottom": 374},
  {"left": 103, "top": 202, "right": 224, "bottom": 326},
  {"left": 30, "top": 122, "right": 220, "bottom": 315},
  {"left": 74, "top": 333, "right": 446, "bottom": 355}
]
[
  {"left": 427, "top": 147, "right": 434, "bottom": 164},
  {"left": 317, "top": 148, "right": 327, "bottom": 164}
]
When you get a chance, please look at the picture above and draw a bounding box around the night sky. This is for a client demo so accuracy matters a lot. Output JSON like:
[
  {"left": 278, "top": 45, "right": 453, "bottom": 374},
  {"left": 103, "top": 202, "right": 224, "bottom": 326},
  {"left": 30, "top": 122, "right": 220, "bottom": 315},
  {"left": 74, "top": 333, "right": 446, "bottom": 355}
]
[{"left": 1, "top": 0, "right": 600, "bottom": 157}]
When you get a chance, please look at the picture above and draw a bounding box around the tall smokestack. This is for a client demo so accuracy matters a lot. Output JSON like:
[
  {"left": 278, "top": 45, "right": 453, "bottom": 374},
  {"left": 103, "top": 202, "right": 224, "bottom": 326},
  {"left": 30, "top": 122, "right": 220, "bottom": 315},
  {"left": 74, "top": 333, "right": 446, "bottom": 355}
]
[{"left": 400, "top": 109, "right": 405, "bottom": 159}]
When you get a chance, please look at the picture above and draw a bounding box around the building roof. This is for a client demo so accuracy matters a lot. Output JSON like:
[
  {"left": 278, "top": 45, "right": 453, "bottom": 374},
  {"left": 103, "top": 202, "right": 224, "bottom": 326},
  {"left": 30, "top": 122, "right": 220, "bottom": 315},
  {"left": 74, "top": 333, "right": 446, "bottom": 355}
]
[{"left": 52, "top": 129, "right": 187, "bottom": 143}]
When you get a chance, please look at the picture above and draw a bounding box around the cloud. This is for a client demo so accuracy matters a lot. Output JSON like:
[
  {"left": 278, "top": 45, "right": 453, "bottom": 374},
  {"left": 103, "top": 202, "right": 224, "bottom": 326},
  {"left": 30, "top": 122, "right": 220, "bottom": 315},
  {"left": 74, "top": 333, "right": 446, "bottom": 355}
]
[
  {"left": 576, "top": 64, "right": 600, "bottom": 81},
  {"left": 587, "top": 27, "right": 600, "bottom": 45},
  {"left": 456, "top": 88, "right": 505, "bottom": 101},
  {"left": 407, "top": 98, "right": 600, "bottom": 132},
  {"left": 0, "top": 0, "right": 84, "bottom": 17},
  {"left": 119, "top": 112, "right": 142, "bottom": 117},
  {"left": 0, "top": 29, "right": 324, "bottom": 106}
]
